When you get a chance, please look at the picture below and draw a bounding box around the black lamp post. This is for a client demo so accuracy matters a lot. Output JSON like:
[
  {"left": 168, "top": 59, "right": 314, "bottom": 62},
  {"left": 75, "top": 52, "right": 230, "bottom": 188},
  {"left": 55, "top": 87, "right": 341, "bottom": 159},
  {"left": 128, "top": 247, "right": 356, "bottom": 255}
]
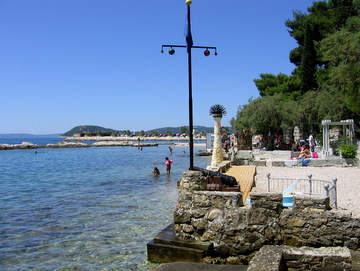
[{"left": 161, "top": 0, "right": 217, "bottom": 170}]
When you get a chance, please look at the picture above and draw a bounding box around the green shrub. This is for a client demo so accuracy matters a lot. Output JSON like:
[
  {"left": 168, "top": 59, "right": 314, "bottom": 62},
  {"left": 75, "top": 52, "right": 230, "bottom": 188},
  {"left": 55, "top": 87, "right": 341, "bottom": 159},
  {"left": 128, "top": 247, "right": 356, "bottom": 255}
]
[
  {"left": 339, "top": 143, "right": 357, "bottom": 158},
  {"left": 330, "top": 140, "right": 340, "bottom": 156},
  {"left": 315, "top": 133, "right": 323, "bottom": 146}
]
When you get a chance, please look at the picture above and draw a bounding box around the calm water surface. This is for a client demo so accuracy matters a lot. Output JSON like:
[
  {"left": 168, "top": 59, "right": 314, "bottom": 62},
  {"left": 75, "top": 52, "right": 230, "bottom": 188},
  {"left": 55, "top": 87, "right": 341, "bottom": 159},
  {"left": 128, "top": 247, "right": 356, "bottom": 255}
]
[{"left": 0, "top": 142, "right": 210, "bottom": 270}]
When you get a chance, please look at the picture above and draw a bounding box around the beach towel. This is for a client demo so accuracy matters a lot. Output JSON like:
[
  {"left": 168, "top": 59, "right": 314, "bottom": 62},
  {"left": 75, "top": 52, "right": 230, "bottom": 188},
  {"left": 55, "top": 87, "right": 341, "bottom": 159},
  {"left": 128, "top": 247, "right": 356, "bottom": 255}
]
[{"left": 285, "top": 160, "right": 298, "bottom": 167}]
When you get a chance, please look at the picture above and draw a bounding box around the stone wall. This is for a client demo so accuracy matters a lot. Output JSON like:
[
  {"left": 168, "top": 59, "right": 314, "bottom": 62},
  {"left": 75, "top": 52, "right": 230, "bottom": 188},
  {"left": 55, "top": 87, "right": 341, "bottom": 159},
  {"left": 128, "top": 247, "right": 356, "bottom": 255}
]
[
  {"left": 174, "top": 170, "right": 360, "bottom": 260},
  {"left": 270, "top": 158, "right": 359, "bottom": 167},
  {"left": 247, "top": 245, "right": 352, "bottom": 271}
]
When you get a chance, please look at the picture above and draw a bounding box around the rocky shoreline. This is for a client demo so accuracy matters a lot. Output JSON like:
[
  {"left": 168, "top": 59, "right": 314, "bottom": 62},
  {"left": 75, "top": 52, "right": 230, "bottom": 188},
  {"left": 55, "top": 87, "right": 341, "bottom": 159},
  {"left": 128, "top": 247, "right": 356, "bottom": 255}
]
[
  {"left": 0, "top": 135, "right": 207, "bottom": 150},
  {"left": 0, "top": 141, "right": 158, "bottom": 150}
]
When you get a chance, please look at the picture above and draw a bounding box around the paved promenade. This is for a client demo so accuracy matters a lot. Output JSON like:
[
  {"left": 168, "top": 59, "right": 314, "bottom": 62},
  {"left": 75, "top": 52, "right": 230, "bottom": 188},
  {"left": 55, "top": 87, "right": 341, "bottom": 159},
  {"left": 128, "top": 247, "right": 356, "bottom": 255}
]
[
  {"left": 222, "top": 162, "right": 360, "bottom": 218},
  {"left": 254, "top": 166, "right": 360, "bottom": 218},
  {"left": 225, "top": 165, "right": 256, "bottom": 204}
]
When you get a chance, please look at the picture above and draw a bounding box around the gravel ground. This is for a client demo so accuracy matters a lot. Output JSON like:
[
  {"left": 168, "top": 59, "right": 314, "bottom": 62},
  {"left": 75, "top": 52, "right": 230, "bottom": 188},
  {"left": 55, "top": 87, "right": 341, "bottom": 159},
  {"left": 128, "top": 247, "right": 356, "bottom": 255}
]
[{"left": 254, "top": 165, "right": 360, "bottom": 218}]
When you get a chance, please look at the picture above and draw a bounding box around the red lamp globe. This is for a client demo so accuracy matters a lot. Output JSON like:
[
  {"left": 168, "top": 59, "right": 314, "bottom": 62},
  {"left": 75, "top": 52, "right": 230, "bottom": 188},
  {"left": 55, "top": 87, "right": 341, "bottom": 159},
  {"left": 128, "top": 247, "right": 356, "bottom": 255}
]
[{"left": 204, "top": 49, "right": 210, "bottom": 56}]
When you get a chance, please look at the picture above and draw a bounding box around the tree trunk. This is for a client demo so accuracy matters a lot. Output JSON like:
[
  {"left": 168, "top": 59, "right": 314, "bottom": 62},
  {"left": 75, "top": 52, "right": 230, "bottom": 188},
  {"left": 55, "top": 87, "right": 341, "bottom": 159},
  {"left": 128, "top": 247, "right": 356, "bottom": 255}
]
[
  {"left": 237, "top": 129, "right": 252, "bottom": 150},
  {"left": 264, "top": 132, "right": 275, "bottom": 151}
]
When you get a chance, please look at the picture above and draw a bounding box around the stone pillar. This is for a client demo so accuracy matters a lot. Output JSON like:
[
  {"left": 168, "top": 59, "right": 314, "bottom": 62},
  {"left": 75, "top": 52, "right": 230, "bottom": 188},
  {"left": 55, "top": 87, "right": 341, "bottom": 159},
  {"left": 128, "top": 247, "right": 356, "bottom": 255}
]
[
  {"left": 178, "top": 170, "right": 207, "bottom": 192},
  {"left": 322, "top": 120, "right": 331, "bottom": 157},
  {"left": 284, "top": 129, "right": 292, "bottom": 146},
  {"left": 211, "top": 115, "right": 223, "bottom": 167},
  {"left": 293, "top": 126, "right": 301, "bottom": 146}
]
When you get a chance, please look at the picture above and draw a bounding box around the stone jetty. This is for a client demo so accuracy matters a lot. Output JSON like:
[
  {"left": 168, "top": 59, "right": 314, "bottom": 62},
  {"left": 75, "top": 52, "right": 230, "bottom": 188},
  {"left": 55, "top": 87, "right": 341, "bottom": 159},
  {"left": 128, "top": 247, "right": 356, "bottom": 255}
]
[
  {"left": 148, "top": 169, "right": 360, "bottom": 270},
  {"left": 0, "top": 141, "right": 158, "bottom": 150}
]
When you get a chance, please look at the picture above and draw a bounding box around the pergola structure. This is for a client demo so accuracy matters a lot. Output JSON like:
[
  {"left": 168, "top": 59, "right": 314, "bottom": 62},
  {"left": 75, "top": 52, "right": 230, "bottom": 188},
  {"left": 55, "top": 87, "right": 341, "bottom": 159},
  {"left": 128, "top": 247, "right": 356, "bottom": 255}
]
[{"left": 322, "top": 119, "right": 355, "bottom": 157}]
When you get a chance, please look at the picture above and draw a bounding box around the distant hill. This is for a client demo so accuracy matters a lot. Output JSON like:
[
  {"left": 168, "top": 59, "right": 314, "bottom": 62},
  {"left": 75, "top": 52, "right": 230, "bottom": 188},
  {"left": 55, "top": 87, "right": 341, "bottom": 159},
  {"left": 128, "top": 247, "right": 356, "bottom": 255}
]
[
  {"left": 62, "top": 125, "right": 116, "bottom": 136},
  {"left": 62, "top": 125, "right": 233, "bottom": 137}
]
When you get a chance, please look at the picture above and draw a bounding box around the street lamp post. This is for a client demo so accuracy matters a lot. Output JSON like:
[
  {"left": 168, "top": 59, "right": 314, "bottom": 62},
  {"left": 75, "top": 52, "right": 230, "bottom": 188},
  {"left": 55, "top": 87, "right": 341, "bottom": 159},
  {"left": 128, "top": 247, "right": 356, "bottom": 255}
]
[{"left": 161, "top": 0, "right": 217, "bottom": 170}]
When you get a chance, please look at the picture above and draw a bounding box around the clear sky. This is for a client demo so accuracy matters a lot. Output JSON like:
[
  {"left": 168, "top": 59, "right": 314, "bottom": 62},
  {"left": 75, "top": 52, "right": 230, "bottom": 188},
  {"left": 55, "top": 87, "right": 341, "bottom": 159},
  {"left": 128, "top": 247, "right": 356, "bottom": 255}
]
[{"left": 0, "top": 0, "right": 316, "bottom": 134}]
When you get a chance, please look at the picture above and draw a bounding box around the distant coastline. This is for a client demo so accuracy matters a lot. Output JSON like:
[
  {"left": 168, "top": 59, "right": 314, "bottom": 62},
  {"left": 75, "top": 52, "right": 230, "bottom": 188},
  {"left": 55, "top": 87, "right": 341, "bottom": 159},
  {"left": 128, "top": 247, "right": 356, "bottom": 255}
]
[{"left": 64, "top": 135, "right": 206, "bottom": 142}]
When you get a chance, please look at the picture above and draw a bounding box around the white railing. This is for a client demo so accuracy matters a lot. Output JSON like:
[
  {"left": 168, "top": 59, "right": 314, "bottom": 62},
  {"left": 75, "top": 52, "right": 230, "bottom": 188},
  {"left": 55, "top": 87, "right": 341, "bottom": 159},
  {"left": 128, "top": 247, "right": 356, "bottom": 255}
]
[{"left": 266, "top": 173, "right": 337, "bottom": 208}]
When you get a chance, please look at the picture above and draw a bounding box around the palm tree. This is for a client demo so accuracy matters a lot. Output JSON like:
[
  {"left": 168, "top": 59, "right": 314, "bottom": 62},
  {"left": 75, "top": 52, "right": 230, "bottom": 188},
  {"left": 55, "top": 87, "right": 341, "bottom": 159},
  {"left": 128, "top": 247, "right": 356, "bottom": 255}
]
[
  {"left": 209, "top": 104, "right": 227, "bottom": 118},
  {"left": 209, "top": 104, "right": 227, "bottom": 167}
]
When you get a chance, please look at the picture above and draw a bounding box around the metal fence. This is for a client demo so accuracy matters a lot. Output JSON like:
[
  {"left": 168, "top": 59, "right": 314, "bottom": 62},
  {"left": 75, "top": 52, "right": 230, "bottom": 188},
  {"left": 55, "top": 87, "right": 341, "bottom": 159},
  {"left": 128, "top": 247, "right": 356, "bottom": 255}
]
[{"left": 266, "top": 173, "right": 337, "bottom": 208}]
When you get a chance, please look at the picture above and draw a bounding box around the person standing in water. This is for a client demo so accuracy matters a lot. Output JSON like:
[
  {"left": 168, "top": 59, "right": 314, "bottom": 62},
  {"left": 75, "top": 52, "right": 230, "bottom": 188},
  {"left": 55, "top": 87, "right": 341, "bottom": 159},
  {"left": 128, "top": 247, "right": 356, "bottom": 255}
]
[{"left": 165, "top": 157, "right": 173, "bottom": 174}]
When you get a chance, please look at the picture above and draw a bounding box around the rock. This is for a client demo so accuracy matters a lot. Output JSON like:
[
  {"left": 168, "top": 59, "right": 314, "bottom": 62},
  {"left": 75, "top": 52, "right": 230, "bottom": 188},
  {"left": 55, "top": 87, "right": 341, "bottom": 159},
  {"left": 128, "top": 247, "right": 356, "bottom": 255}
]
[
  {"left": 208, "top": 209, "right": 223, "bottom": 221},
  {"left": 172, "top": 170, "right": 360, "bottom": 262}
]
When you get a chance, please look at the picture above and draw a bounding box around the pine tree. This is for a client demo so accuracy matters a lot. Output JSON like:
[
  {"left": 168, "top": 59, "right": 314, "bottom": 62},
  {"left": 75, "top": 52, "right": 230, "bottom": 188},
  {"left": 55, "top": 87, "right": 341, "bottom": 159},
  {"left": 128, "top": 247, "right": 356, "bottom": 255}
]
[{"left": 300, "top": 22, "right": 317, "bottom": 92}]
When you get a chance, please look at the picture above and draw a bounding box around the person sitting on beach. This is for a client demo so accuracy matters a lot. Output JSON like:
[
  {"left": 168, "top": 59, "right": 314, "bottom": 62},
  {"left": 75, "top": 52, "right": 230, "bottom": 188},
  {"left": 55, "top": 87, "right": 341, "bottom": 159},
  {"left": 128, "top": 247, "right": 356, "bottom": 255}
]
[
  {"left": 298, "top": 145, "right": 311, "bottom": 159},
  {"left": 165, "top": 157, "right": 173, "bottom": 174},
  {"left": 152, "top": 167, "right": 160, "bottom": 176}
]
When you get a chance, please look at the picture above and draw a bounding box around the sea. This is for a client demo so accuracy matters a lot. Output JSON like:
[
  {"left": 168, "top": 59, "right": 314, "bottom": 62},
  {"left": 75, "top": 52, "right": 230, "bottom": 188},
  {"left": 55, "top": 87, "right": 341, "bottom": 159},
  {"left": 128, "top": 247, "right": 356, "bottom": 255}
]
[{"left": 0, "top": 137, "right": 211, "bottom": 271}]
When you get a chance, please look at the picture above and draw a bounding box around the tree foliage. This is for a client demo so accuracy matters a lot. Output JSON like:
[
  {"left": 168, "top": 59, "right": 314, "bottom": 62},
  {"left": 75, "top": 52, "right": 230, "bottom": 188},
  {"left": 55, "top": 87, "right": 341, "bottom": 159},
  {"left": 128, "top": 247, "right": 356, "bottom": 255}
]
[
  {"left": 300, "top": 22, "right": 318, "bottom": 92},
  {"left": 232, "top": 0, "right": 359, "bottom": 149},
  {"left": 180, "top": 126, "right": 189, "bottom": 135},
  {"left": 285, "top": 0, "right": 358, "bottom": 91},
  {"left": 231, "top": 95, "right": 302, "bottom": 149},
  {"left": 254, "top": 73, "right": 301, "bottom": 97},
  {"left": 320, "top": 15, "right": 360, "bottom": 113}
]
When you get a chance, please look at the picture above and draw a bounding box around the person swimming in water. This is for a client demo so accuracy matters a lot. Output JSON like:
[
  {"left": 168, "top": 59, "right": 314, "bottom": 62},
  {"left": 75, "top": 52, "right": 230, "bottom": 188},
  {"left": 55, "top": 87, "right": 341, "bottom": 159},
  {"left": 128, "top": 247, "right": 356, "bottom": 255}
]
[{"left": 152, "top": 167, "right": 160, "bottom": 176}]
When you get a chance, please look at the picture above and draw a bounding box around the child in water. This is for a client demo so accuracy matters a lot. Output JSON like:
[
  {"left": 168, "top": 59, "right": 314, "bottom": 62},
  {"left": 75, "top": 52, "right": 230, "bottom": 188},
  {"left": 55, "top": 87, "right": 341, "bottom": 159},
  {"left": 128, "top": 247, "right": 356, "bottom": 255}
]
[
  {"left": 165, "top": 157, "right": 173, "bottom": 174},
  {"left": 152, "top": 167, "right": 160, "bottom": 176}
]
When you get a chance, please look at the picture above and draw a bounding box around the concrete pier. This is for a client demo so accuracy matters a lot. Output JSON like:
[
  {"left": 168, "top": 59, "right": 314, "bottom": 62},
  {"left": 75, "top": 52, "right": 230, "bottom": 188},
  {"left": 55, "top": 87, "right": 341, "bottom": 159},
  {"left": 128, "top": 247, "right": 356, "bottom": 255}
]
[{"left": 147, "top": 224, "right": 213, "bottom": 263}]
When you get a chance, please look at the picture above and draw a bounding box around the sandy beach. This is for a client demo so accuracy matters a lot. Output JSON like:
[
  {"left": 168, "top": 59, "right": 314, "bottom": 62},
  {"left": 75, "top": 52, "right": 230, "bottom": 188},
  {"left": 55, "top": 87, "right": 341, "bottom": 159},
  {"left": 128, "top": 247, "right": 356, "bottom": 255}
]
[{"left": 254, "top": 166, "right": 360, "bottom": 218}]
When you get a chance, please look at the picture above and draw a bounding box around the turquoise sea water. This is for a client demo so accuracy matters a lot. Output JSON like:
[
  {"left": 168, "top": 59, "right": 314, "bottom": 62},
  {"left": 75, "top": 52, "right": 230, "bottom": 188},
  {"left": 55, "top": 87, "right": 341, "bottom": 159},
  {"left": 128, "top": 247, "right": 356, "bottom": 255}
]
[{"left": 0, "top": 141, "right": 210, "bottom": 270}]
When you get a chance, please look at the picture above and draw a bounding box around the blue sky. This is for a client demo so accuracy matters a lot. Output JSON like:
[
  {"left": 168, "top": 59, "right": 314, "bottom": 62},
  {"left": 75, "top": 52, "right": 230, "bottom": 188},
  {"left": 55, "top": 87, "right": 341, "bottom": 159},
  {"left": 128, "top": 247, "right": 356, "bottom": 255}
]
[{"left": 0, "top": 0, "right": 316, "bottom": 134}]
